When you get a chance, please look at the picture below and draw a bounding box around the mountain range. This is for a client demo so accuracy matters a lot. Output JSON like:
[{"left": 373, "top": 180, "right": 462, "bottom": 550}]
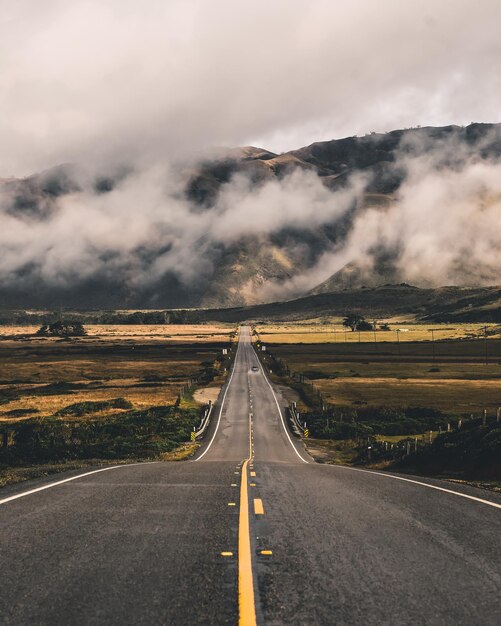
[{"left": 1, "top": 122, "right": 501, "bottom": 310}]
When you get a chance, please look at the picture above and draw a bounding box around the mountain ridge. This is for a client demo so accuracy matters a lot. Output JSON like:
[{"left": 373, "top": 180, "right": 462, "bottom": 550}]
[{"left": 1, "top": 122, "right": 501, "bottom": 309}]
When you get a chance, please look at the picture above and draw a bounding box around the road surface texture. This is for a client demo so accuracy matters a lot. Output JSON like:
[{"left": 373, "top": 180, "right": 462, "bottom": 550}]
[{"left": 1, "top": 326, "right": 500, "bottom": 625}]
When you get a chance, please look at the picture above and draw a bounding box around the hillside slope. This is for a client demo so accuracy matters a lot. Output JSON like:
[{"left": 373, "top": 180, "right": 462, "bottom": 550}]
[
  {"left": 195, "top": 284, "right": 501, "bottom": 323},
  {"left": 1, "top": 123, "right": 501, "bottom": 309}
]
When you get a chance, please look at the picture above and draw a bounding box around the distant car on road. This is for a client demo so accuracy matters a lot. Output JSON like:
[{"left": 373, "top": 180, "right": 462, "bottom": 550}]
[{"left": 251, "top": 366, "right": 259, "bottom": 372}]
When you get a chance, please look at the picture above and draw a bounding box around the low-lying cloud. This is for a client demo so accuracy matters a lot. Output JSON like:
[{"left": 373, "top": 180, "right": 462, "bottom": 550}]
[
  {"left": 0, "top": 166, "right": 365, "bottom": 293},
  {"left": 1, "top": 132, "right": 501, "bottom": 307},
  {"left": 257, "top": 146, "right": 501, "bottom": 301}
]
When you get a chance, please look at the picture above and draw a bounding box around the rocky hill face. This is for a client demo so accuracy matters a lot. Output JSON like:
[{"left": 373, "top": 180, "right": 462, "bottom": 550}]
[
  {"left": 1, "top": 122, "right": 501, "bottom": 309},
  {"left": 196, "top": 284, "right": 501, "bottom": 324},
  {"left": 187, "top": 122, "right": 501, "bottom": 199}
]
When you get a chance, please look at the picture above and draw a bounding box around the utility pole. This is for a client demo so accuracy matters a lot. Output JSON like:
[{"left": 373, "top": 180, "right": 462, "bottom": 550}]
[
  {"left": 396, "top": 329, "right": 401, "bottom": 356},
  {"left": 429, "top": 328, "right": 435, "bottom": 363},
  {"left": 483, "top": 326, "right": 488, "bottom": 365}
]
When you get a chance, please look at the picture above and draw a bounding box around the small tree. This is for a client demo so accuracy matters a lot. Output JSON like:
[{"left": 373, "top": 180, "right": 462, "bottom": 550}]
[
  {"left": 343, "top": 314, "right": 363, "bottom": 332},
  {"left": 36, "top": 321, "right": 87, "bottom": 337}
]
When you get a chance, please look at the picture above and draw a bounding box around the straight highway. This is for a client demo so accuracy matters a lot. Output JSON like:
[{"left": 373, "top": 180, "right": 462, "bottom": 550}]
[{"left": 0, "top": 326, "right": 500, "bottom": 625}]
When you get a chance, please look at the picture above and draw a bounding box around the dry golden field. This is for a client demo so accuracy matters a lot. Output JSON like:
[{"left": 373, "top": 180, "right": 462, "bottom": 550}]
[
  {"left": 0, "top": 323, "right": 235, "bottom": 342},
  {"left": 0, "top": 324, "right": 233, "bottom": 423},
  {"left": 255, "top": 322, "right": 501, "bottom": 344},
  {"left": 0, "top": 383, "right": 182, "bottom": 421},
  {"left": 265, "top": 329, "right": 501, "bottom": 417},
  {"left": 315, "top": 378, "right": 501, "bottom": 415}
]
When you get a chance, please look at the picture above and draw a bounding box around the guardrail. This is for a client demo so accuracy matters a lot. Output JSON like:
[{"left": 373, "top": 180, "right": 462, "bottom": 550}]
[
  {"left": 192, "top": 401, "right": 214, "bottom": 440},
  {"left": 189, "top": 343, "right": 239, "bottom": 442},
  {"left": 288, "top": 401, "right": 306, "bottom": 436}
]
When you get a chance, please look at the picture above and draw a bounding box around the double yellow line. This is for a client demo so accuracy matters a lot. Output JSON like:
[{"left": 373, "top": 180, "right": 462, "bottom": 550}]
[{"left": 238, "top": 414, "right": 257, "bottom": 626}]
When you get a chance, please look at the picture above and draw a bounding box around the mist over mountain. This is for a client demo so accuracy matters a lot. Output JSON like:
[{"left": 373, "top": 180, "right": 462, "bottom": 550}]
[{"left": 1, "top": 122, "right": 501, "bottom": 309}]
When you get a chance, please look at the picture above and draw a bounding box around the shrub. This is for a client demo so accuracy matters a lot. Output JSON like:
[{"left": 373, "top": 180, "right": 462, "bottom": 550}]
[
  {"left": 55, "top": 398, "right": 133, "bottom": 417},
  {"left": 0, "top": 405, "right": 199, "bottom": 464},
  {"left": 303, "top": 405, "right": 450, "bottom": 439},
  {"left": 397, "top": 422, "right": 501, "bottom": 479},
  {"left": 356, "top": 320, "right": 374, "bottom": 331},
  {"left": 36, "top": 321, "right": 86, "bottom": 337}
]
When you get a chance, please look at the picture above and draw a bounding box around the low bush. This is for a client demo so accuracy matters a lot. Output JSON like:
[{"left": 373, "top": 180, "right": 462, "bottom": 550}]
[
  {"left": 396, "top": 420, "right": 501, "bottom": 479},
  {"left": 36, "top": 321, "right": 86, "bottom": 337},
  {"left": 0, "top": 405, "right": 199, "bottom": 464},
  {"left": 55, "top": 398, "right": 133, "bottom": 416},
  {"left": 304, "top": 405, "right": 450, "bottom": 439},
  {"left": 301, "top": 370, "right": 331, "bottom": 379},
  {"left": 3, "top": 408, "right": 40, "bottom": 417}
]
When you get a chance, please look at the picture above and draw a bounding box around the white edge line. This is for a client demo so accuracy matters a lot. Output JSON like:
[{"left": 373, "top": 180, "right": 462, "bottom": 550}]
[
  {"left": 325, "top": 464, "right": 501, "bottom": 510},
  {"left": 0, "top": 461, "right": 158, "bottom": 506},
  {"left": 253, "top": 342, "right": 310, "bottom": 464},
  {"left": 194, "top": 337, "right": 242, "bottom": 461}
]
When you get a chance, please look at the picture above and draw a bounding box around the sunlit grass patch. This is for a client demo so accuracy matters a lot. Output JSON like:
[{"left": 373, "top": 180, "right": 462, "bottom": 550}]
[{"left": 314, "top": 377, "right": 501, "bottom": 416}]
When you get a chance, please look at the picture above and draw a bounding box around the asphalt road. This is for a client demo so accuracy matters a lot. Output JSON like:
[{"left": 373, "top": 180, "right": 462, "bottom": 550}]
[{"left": 1, "top": 326, "right": 500, "bottom": 625}]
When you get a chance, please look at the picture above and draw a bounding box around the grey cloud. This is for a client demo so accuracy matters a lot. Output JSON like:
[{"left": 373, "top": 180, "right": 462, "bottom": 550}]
[
  {"left": 262, "top": 144, "right": 501, "bottom": 302},
  {"left": 0, "top": 164, "right": 365, "bottom": 291},
  {"left": 2, "top": 0, "right": 501, "bottom": 175},
  {"left": 1, "top": 1, "right": 501, "bottom": 307},
  {"left": 3, "top": 133, "right": 501, "bottom": 305}
]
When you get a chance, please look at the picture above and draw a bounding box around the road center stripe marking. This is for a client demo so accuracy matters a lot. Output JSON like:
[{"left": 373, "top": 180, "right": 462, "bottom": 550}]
[
  {"left": 238, "top": 395, "right": 257, "bottom": 626},
  {"left": 253, "top": 498, "right": 264, "bottom": 515},
  {"left": 325, "top": 465, "right": 501, "bottom": 510},
  {"left": 239, "top": 458, "right": 257, "bottom": 626}
]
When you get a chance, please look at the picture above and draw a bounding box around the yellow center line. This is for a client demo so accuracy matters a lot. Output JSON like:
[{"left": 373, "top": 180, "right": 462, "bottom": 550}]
[
  {"left": 250, "top": 471, "right": 256, "bottom": 477},
  {"left": 238, "top": 410, "right": 257, "bottom": 626}
]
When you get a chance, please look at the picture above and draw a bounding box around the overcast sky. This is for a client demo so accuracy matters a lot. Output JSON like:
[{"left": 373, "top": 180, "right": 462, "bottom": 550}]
[{"left": 2, "top": 0, "right": 501, "bottom": 176}]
